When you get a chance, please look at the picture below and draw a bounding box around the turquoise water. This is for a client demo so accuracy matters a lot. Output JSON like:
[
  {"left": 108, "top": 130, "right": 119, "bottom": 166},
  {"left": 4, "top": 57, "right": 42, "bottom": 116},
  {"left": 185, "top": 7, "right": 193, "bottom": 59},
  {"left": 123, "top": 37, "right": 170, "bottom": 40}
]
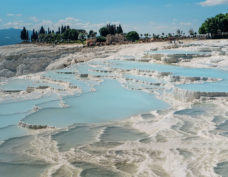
[
  {"left": 109, "top": 59, "right": 228, "bottom": 93},
  {"left": 0, "top": 125, "right": 28, "bottom": 141},
  {"left": 0, "top": 113, "right": 25, "bottom": 128},
  {"left": 110, "top": 59, "right": 227, "bottom": 78},
  {"left": 0, "top": 94, "right": 61, "bottom": 140},
  {"left": 0, "top": 78, "right": 64, "bottom": 91},
  {"left": 43, "top": 71, "right": 92, "bottom": 92},
  {"left": 214, "top": 162, "right": 228, "bottom": 177},
  {"left": 23, "top": 80, "right": 168, "bottom": 127},
  {"left": 178, "top": 80, "right": 228, "bottom": 92},
  {"left": 0, "top": 94, "right": 59, "bottom": 121},
  {"left": 145, "top": 49, "right": 206, "bottom": 55},
  {"left": 124, "top": 74, "right": 160, "bottom": 83}
]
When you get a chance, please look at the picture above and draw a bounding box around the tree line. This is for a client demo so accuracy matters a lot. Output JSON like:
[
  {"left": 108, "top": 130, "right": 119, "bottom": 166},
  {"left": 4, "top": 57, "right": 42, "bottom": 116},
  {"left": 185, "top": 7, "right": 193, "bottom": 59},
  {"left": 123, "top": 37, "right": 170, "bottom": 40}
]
[
  {"left": 21, "top": 13, "right": 228, "bottom": 44},
  {"left": 20, "top": 24, "right": 141, "bottom": 43},
  {"left": 21, "top": 25, "right": 89, "bottom": 43},
  {"left": 199, "top": 13, "right": 228, "bottom": 37},
  {"left": 99, "top": 24, "right": 123, "bottom": 37}
]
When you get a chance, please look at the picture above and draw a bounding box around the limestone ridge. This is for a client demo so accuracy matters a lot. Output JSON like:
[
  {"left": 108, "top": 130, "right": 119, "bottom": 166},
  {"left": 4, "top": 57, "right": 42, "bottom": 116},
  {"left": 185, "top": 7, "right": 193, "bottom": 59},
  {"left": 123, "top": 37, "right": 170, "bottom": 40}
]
[{"left": 0, "top": 44, "right": 118, "bottom": 78}]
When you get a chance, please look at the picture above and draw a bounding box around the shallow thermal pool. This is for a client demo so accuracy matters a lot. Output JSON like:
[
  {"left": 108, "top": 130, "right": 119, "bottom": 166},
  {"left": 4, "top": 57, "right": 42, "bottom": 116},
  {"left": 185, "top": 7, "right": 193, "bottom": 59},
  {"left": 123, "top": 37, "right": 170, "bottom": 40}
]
[
  {"left": 108, "top": 59, "right": 228, "bottom": 93},
  {"left": 22, "top": 79, "right": 168, "bottom": 127}
]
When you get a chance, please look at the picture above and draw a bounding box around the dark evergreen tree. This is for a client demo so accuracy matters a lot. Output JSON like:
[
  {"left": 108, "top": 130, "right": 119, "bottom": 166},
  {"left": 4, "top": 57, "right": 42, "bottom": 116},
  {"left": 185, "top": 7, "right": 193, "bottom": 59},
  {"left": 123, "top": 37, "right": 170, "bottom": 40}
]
[
  {"left": 31, "top": 29, "right": 38, "bottom": 42},
  {"left": 39, "top": 26, "right": 46, "bottom": 34},
  {"left": 99, "top": 27, "right": 109, "bottom": 37},
  {"left": 20, "top": 27, "right": 28, "bottom": 41},
  {"left": 57, "top": 27, "right": 61, "bottom": 34},
  {"left": 61, "top": 25, "right": 64, "bottom": 34},
  {"left": 61, "top": 25, "right": 68, "bottom": 34},
  {"left": 88, "top": 30, "right": 97, "bottom": 38},
  {"left": 48, "top": 28, "right": 51, "bottom": 34},
  {"left": 117, "top": 24, "right": 123, "bottom": 34},
  {"left": 99, "top": 24, "right": 121, "bottom": 36},
  {"left": 26, "top": 31, "right": 29, "bottom": 41},
  {"left": 69, "top": 29, "right": 79, "bottom": 40}
]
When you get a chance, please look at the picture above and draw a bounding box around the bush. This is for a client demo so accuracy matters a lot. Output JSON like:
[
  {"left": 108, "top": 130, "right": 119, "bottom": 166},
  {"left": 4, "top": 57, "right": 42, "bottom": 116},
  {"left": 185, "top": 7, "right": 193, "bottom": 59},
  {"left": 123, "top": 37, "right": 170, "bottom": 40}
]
[
  {"left": 96, "top": 36, "right": 106, "bottom": 42},
  {"left": 126, "top": 31, "right": 139, "bottom": 42},
  {"left": 78, "top": 32, "right": 86, "bottom": 41}
]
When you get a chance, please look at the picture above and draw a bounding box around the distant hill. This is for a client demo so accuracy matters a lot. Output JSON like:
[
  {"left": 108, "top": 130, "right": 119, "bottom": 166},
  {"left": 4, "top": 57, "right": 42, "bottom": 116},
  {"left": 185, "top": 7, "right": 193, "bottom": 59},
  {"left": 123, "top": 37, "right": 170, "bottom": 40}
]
[{"left": 0, "top": 28, "right": 22, "bottom": 46}]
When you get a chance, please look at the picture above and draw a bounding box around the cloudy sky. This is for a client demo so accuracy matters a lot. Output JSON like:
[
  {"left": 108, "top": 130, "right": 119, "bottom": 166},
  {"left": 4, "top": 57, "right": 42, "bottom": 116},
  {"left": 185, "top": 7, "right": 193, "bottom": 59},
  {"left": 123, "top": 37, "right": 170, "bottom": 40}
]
[{"left": 0, "top": 0, "right": 227, "bottom": 34}]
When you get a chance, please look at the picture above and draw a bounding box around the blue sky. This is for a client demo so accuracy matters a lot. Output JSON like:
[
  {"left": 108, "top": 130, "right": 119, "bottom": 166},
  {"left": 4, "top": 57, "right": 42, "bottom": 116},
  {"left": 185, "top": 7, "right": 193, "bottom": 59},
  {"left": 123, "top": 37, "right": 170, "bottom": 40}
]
[{"left": 0, "top": 0, "right": 227, "bottom": 34}]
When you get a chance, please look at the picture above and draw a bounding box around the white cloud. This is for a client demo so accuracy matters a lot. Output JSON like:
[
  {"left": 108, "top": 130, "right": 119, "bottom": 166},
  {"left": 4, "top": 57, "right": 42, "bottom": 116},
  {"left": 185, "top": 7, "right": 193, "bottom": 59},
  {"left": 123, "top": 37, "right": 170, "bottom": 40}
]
[
  {"left": 30, "top": 16, "right": 39, "bottom": 22},
  {"left": 138, "top": 20, "right": 194, "bottom": 34},
  {"left": 2, "top": 17, "right": 105, "bottom": 32},
  {"left": 4, "top": 21, "right": 29, "bottom": 29},
  {"left": 200, "top": 0, "right": 228, "bottom": 6},
  {"left": 179, "top": 22, "right": 192, "bottom": 26},
  {"left": 0, "top": 19, "right": 2, "bottom": 22},
  {"left": 31, "top": 17, "right": 105, "bottom": 32},
  {"left": 7, "top": 13, "right": 22, "bottom": 17}
]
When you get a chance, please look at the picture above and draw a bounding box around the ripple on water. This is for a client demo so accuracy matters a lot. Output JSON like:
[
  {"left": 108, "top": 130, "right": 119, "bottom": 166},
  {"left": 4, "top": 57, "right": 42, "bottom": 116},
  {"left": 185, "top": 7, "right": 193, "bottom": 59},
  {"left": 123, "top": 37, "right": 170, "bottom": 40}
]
[
  {"left": 0, "top": 162, "right": 49, "bottom": 177},
  {"left": 100, "top": 126, "right": 148, "bottom": 142},
  {"left": 52, "top": 125, "right": 103, "bottom": 151},
  {"left": 214, "top": 162, "right": 228, "bottom": 177},
  {"left": 73, "top": 162, "right": 123, "bottom": 177},
  {"left": 0, "top": 136, "right": 49, "bottom": 177}
]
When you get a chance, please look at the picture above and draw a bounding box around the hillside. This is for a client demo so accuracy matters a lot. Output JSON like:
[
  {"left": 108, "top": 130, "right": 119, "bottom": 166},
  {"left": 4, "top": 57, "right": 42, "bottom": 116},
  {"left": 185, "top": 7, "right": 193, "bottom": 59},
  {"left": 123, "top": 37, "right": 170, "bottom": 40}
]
[{"left": 0, "top": 28, "right": 22, "bottom": 46}]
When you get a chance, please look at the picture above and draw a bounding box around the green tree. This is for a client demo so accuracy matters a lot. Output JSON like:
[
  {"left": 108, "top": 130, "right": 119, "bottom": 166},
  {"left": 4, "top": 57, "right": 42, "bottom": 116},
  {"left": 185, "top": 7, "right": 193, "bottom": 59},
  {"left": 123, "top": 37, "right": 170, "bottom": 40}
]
[
  {"left": 31, "top": 29, "right": 38, "bottom": 42},
  {"left": 69, "top": 29, "right": 79, "bottom": 40},
  {"left": 144, "top": 33, "right": 149, "bottom": 38},
  {"left": 126, "top": 31, "right": 139, "bottom": 42},
  {"left": 168, "top": 33, "right": 172, "bottom": 37},
  {"left": 20, "top": 27, "right": 29, "bottom": 41},
  {"left": 117, "top": 24, "right": 123, "bottom": 34},
  {"left": 189, "top": 28, "right": 194, "bottom": 36},
  {"left": 78, "top": 32, "right": 86, "bottom": 42},
  {"left": 96, "top": 36, "right": 106, "bottom": 42},
  {"left": 39, "top": 26, "right": 46, "bottom": 35},
  {"left": 88, "top": 30, "right": 97, "bottom": 38},
  {"left": 198, "top": 13, "right": 228, "bottom": 34},
  {"left": 99, "top": 24, "right": 121, "bottom": 36},
  {"left": 176, "top": 29, "right": 182, "bottom": 36},
  {"left": 99, "top": 27, "right": 109, "bottom": 37}
]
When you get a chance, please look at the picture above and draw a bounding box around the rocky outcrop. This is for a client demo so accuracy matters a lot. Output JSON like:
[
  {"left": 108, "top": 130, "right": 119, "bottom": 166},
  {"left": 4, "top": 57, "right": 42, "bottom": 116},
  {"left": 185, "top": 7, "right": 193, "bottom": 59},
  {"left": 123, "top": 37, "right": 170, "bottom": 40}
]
[
  {"left": 18, "top": 121, "right": 49, "bottom": 129},
  {"left": 106, "top": 34, "right": 126, "bottom": 45},
  {"left": 86, "top": 38, "right": 97, "bottom": 47},
  {"left": 0, "top": 44, "right": 82, "bottom": 77},
  {"left": 0, "top": 44, "right": 119, "bottom": 78},
  {"left": 86, "top": 34, "right": 126, "bottom": 47},
  {"left": 173, "top": 87, "right": 228, "bottom": 102},
  {"left": 145, "top": 51, "right": 211, "bottom": 64},
  {"left": 0, "top": 68, "right": 15, "bottom": 77}
]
